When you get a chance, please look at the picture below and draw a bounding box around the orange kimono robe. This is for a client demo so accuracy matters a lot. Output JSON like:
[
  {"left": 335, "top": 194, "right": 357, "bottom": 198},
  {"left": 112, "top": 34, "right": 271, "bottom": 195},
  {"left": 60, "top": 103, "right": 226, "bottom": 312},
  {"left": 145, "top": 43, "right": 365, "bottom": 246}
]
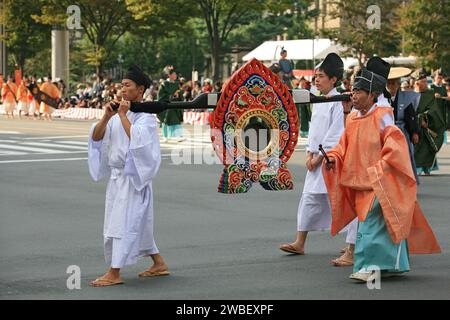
[
  {"left": 2, "top": 82, "right": 17, "bottom": 103},
  {"left": 39, "top": 81, "right": 60, "bottom": 113},
  {"left": 323, "top": 106, "right": 441, "bottom": 254},
  {"left": 18, "top": 83, "right": 29, "bottom": 103}
]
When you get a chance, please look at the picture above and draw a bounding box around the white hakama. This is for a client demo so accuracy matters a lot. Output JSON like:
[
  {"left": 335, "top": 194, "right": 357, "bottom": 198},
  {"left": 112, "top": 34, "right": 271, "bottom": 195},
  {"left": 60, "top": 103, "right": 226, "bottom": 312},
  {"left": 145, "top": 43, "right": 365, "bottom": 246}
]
[
  {"left": 18, "top": 101, "right": 29, "bottom": 113},
  {"left": 297, "top": 194, "right": 332, "bottom": 231},
  {"left": 297, "top": 88, "right": 345, "bottom": 232},
  {"left": 88, "top": 111, "right": 161, "bottom": 268},
  {"left": 342, "top": 218, "right": 358, "bottom": 245},
  {"left": 29, "top": 99, "right": 37, "bottom": 115},
  {"left": 3, "top": 101, "right": 16, "bottom": 113}
]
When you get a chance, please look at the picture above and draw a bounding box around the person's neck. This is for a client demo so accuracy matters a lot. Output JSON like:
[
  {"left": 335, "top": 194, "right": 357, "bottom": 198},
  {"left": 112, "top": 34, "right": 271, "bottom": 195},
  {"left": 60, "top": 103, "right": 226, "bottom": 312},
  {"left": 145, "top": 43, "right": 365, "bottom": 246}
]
[
  {"left": 358, "top": 103, "right": 374, "bottom": 115},
  {"left": 321, "top": 87, "right": 334, "bottom": 96},
  {"left": 131, "top": 95, "right": 143, "bottom": 103}
]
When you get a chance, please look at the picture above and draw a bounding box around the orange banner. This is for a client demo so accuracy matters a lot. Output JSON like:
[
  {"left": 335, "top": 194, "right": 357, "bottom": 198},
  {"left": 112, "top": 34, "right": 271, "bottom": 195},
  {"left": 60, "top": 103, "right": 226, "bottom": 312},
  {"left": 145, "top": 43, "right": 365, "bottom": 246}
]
[{"left": 15, "top": 69, "right": 22, "bottom": 86}]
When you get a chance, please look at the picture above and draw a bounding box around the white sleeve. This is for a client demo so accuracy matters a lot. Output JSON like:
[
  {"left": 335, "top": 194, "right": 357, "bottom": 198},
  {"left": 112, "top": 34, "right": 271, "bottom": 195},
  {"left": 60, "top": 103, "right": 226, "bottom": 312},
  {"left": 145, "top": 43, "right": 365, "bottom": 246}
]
[
  {"left": 305, "top": 104, "right": 316, "bottom": 153},
  {"left": 321, "top": 102, "right": 345, "bottom": 152},
  {"left": 380, "top": 112, "right": 395, "bottom": 131},
  {"left": 125, "top": 114, "right": 161, "bottom": 191},
  {"left": 88, "top": 121, "right": 111, "bottom": 181}
]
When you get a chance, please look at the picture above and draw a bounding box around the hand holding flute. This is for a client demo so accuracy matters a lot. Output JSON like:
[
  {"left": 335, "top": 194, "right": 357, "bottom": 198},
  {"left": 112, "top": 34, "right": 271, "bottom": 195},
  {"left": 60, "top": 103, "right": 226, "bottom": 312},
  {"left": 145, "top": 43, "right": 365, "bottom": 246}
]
[{"left": 319, "top": 144, "right": 336, "bottom": 170}]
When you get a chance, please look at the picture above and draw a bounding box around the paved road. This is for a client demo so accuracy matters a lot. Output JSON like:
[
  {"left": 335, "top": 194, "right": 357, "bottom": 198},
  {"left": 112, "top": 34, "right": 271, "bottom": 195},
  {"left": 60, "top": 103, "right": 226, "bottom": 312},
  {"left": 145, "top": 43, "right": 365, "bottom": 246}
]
[{"left": 0, "top": 118, "right": 449, "bottom": 300}]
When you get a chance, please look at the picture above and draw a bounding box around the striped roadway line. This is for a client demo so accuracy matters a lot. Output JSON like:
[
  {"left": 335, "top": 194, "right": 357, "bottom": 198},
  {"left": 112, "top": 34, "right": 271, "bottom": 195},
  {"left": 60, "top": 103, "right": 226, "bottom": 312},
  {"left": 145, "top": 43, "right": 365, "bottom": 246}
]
[
  {"left": 0, "top": 157, "right": 88, "bottom": 164},
  {"left": 0, "top": 150, "right": 28, "bottom": 155},
  {"left": 0, "top": 144, "right": 71, "bottom": 154},
  {"left": 22, "top": 135, "right": 89, "bottom": 140},
  {"left": 54, "top": 140, "right": 88, "bottom": 146},
  {"left": 20, "top": 141, "right": 87, "bottom": 150}
]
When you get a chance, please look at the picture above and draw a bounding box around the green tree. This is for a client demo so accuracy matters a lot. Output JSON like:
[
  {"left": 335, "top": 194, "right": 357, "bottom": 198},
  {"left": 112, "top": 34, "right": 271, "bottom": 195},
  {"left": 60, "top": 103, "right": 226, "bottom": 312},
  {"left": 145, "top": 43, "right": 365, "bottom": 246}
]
[
  {"left": 197, "top": 0, "right": 266, "bottom": 81},
  {"left": 126, "top": 0, "right": 199, "bottom": 77},
  {"left": 398, "top": 0, "right": 450, "bottom": 73},
  {"left": 0, "top": 0, "right": 52, "bottom": 73},
  {"left": 226, "top": 1, "right": 317, "bottom": 56},
  {"left": 34, "top": 0, "right": 136, "bottom": 75},
  {"left": 326, "top": 0, "right": 401, "bottom": 66},
  {"left": 129, "top": 0, "right": 317, "bottom": 81}
]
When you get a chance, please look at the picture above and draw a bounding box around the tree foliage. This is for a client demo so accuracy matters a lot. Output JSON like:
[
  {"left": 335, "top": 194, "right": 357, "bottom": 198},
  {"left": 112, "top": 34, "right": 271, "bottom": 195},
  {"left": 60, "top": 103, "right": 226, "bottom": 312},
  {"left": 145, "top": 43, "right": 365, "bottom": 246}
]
[
  {"left": 325, "top": 0, "right": 401, "bottom": 66},
  {"left": 34, "top": 0, "right": 136, "bottom": 75},
  {"left": 397, "top": 0, "right": 450, "bottom": 73},
  {"left": 0, "top": 0, "right": 52, "bottom": 73}
]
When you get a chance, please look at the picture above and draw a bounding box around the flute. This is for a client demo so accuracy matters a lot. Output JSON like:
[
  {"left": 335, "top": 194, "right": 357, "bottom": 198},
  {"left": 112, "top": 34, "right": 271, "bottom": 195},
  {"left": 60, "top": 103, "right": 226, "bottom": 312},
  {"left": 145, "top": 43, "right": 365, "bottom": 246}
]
[
  {"left": 110, "top": 90, "right": 351, "bottom": 113},
  {"left": 318, "top": 144, "right": 331, "bottom": 164}
]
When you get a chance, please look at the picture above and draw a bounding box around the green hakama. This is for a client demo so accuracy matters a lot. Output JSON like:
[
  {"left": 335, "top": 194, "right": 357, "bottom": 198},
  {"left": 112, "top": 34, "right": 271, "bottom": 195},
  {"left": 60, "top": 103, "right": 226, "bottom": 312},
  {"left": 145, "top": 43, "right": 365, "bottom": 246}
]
[{"left": 354, "top": 198, "right": 410, "bottom": 274}]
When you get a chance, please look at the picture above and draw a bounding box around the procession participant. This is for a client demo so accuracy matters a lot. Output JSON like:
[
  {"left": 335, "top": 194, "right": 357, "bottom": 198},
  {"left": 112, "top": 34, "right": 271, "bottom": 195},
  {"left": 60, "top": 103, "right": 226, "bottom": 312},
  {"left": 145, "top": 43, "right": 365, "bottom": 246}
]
[
  {"left": 28, "top": 75, "right": 38, "bottom": 119},
  {"left": 17, "top": 78, "right": 30, "bottom": 119},
  {"left": 386, "top": 67, "right": 421, "bottom": 182},
  {"left": 1, "top": 75, "right": 18, "bottom": 119},
  {"left": 330, "top": 56, "right": 393, "bottom": 267},
  {"left": 39, "top": 75, "right": 60, "bottom": 121},
  {"left": 296, "top": 77, "right": 312, "bottom": 138},
  {"left": 431, "top": 71, "right": 447, "bottom": 98},
  {"left": 431, "top": 71, "right": 449, "bottom": 137},
  {"left": 414, "top": 73, "right": 446, "bottom": 175},
  {"left": 323, "top": 68, "right": 441, "bottom": 282},
  {"left": 88, "top": 65, "right": 169, "bottom": 287},
  {"left": 337, "top": 72, "right": 351, "bottom": 93},
  {"left": 157, "top": 69, "right": 185, "bottom": 143},
  {"left": 279, "top": 53, "right": 345, "bottom": 255}
]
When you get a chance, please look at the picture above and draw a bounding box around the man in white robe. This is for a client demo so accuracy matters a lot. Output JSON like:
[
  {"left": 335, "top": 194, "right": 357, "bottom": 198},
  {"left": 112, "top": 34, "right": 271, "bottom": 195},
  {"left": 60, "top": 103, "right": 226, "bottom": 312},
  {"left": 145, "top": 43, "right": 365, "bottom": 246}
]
[
  {"left": 280, "top": 53, "right": 345, "bottom": 256},
  {"left": 89, "top": 66, "right": 169, "bottom": 287}
]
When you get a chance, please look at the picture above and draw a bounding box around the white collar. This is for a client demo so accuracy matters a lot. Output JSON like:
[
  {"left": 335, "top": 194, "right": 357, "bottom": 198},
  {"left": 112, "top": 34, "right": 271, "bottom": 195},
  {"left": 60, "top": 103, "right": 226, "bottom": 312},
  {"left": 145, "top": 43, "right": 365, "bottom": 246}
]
[
  {"left": 357, "top": 103, "right": 377, "bottom": 117},
  {"left": 321, "top": 87, "right": 338, "bottom": 97}
]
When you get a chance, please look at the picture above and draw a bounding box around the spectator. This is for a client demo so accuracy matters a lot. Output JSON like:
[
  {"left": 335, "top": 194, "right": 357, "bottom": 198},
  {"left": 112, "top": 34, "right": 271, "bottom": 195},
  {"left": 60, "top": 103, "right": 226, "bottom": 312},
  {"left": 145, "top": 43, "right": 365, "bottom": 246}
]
[
  {"left": 57, "top": 79, "right": 67, "bottom": 98},
  {"left": 192, "top": 81, "right": 201, "bottom": 99},
  {"left": 202, "top": 79, "right": 213, "bottom": 93},
  {"left": 213, "top": 81, "right": 222, "bottom": 93},
  {"left": 76, "top": 84, "right": 84, "bottom": 99},
  {"left": 278, "top": 48, "right": 294, "bottom": 88}
]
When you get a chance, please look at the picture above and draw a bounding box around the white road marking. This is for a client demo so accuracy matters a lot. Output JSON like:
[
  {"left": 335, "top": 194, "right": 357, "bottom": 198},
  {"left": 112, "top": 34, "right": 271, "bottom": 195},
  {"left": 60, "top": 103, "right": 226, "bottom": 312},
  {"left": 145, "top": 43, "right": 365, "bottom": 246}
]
[
  {"left": 22, "top": 135, "right": 89, "bottom": 140},
  {"left": 0, "top": 144, "right": 68, "bottom": 154},
  {"left": 0, "top": 157, "right": 88, "bottom": 164},
  {"left": 20, "top": 141, "right": 87, "bottom": 150},
  {"left": 0, "top": 150, "right": 27, "bottom": 156},
  {"left": 54, "top": 140, "right": 88, "bottom": 146}
]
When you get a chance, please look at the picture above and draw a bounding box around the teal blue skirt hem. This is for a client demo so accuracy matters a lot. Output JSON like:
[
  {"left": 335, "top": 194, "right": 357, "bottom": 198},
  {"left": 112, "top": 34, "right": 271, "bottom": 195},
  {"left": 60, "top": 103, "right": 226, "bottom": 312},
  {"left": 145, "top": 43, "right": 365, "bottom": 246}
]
[{"left": 353, "top": 198, "right": 410, "bottom": 273}]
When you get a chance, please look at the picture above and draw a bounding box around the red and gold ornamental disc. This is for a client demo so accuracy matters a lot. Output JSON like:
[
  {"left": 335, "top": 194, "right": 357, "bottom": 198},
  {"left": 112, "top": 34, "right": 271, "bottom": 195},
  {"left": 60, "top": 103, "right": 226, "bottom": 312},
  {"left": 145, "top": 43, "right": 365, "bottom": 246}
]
[{"left": 211, "top": 58, "right": 299, "bottom": 193}]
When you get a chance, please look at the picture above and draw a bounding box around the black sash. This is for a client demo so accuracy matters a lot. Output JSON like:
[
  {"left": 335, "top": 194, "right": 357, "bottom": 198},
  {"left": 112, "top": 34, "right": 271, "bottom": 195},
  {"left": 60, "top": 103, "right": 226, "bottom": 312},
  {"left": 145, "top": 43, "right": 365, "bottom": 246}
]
[{"left": 27, "top": 82, "right": 62, "bottom": 109}]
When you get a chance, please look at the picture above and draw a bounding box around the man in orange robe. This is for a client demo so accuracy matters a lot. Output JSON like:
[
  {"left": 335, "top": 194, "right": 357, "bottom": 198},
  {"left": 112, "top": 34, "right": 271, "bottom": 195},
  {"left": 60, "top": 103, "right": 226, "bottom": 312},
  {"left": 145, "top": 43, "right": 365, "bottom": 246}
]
[
  {"left": 1, "top": 75, "right": 18, "bottom": 119},
  {"left": 39, "top": 75, "right": 60, "bottom": 121},
  {"left": 17, "top": 78, "right": 30, "bottom": 118},
  {"left": 323, "top": 68, "right": 441, "bottom": 282}
]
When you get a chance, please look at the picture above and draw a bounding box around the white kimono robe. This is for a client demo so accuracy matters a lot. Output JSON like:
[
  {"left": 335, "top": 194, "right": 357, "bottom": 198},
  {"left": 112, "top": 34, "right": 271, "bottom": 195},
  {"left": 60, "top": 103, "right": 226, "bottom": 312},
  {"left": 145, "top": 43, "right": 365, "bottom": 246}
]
[
  {"left": 88, "top": 111, "right": 161, "bottom": 268},
  {"left": 297, "top": 88, "right": 345, "bottom": 231}
]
